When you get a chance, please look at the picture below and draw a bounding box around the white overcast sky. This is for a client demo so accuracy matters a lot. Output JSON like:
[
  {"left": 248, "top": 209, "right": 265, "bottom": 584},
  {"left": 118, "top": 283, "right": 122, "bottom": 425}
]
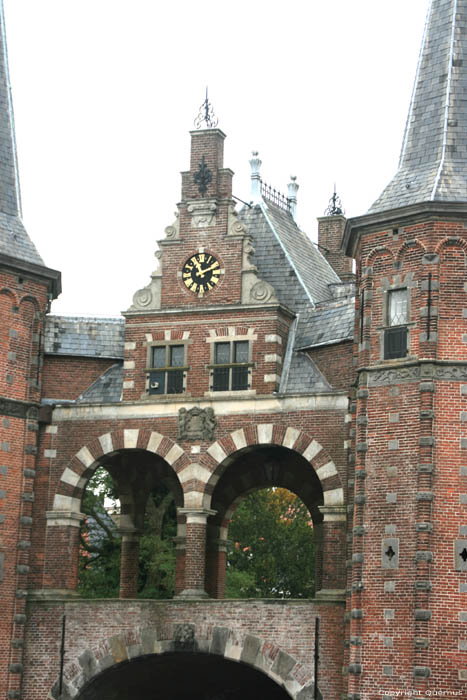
[{"left": 3, "top": 0, "right": 429, "bottom": 316}]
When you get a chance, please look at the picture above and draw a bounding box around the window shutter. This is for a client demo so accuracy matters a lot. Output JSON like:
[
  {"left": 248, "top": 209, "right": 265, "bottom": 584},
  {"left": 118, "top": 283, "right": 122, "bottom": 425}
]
[{"left": 384, "top": 327, "right": 407, "bottom": 359}]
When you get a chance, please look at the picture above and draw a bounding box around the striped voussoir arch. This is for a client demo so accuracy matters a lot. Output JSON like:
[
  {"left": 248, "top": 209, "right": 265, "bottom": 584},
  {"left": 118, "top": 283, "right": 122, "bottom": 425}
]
[
  {"left": 52, "top": 428, "right": 188, "bottom": 514},
  {"left": 203, "top": 423, "right": 344, "bottom": 506}
]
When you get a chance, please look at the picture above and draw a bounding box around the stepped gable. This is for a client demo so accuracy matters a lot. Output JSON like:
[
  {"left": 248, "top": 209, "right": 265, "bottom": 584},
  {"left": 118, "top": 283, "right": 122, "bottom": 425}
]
[
  {"left": 370, "top": 0, "right": 467, "bottom": 213},
  {"left": 44, "top": 315, "right": 124, "bottom": 358}
]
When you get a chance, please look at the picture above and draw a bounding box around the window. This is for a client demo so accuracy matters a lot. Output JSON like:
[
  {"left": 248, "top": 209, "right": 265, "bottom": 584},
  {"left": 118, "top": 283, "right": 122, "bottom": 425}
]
[
  {"left": 212, "top": 341, "right": 250, "bottom": 391},
  {"left": 147, "top": 344, "right": 186, "bottom": 395},
  {"left": 384, "top": 289, "right": 408, "bottom": 359}
]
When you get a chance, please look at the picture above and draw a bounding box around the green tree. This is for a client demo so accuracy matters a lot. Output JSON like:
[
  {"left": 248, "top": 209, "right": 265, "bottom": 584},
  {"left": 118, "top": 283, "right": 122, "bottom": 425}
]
[
  {"left": 227, "top": 488, "right": 315, "bottom": 598},
  {"left": 79, "top": 468, "right": 121, "bottom": 598},
  {"left": 79, "top": 468, "right": 177, "bottom": 599}
]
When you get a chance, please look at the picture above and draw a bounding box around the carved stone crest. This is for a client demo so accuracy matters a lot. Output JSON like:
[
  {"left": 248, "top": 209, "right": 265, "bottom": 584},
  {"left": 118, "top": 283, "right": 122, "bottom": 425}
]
[
  {"left": 187, "top": 200, "right": 217, "bottom": 228},
  {"left": 178, "top": 407, "right": 217, "bottom": 441}
]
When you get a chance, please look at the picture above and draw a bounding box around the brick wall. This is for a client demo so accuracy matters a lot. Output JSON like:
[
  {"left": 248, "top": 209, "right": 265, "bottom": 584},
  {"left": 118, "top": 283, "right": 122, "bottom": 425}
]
[
  {"left": 42, "top": 355, "right": 118, "bottom": 401},
  {"left": 22, "top": 598, "right": 345, "bottom": 700},
  {"left": 348, "top": 215, "right": 467, "bottom": 697}
]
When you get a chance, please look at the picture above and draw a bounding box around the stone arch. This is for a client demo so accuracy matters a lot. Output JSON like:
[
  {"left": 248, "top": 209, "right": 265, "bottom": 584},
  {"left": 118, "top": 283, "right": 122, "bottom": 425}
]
[
  {"left": 49, "top": 625, "right": 317, "bottom": 700},
  {"left": 53, "top": 427, "right": 189, "bottom": 512},
  {"left": 202, "top": 424, "right": 343, "bottom": 511}
]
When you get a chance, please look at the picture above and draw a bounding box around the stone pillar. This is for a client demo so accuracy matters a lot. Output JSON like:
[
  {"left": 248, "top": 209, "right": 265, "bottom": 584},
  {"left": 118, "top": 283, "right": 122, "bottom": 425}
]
[
  {"left": 119, "top": 530, "right": 141, "bottom": 599},
  {"left": 173, "top": 535, "right": 186, "bottom": 596},
  {"left": 177, "top": 508, "right": 216, "bottom": 599},
  {"left": 43, "top": 511, "right": 86, "bottom": 592},
  {"left": 316, "top": 505, "right": 347, "bottom": 597},
  {"left": 205, "top": 538, "right": 229, "bottom": 598}
]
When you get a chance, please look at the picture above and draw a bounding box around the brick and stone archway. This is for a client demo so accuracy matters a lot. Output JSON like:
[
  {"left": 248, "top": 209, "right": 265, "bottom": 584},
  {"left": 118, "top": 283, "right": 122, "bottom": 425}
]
[
  {"left": 44, "top": 429, "right": 187, "bottom": 597},
  {"left": 202, "top": 424, "right": 344, "bottom": 508},
  {"left": 47, "top": 624, "right": 319, "bottom": 700},
  {"left": 177, "top": 425, "right": 345, "bottom": 599}
]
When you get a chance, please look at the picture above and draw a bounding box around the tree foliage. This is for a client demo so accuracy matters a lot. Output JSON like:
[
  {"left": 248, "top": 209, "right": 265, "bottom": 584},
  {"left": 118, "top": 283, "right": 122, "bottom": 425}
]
[
  {"left": 78, "top": 468, "right": 176, "bottom": 599},
  {"left": 79, "top": 472, "right": 315, "bottom": 600},
  {"left": 226, "top": 489, "right": 315, "bottom": 598}
]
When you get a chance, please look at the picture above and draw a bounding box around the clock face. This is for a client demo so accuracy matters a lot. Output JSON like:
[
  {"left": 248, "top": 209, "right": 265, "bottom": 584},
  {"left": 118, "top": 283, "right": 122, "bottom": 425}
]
[{"left": 182, "top": 252, "right": 221, "bottom": 298}]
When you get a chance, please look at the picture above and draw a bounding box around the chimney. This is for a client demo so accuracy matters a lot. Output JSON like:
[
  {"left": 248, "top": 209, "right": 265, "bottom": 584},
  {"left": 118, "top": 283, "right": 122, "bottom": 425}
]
[{"left": 318, "top": 189, "right": 353, "bottom": 280}]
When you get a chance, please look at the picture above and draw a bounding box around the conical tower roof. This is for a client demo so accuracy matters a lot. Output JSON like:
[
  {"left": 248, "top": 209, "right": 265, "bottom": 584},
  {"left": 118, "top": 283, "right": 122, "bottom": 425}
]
[
  {"left": 370, "top": 0, "right": 467, "bottom": 213},
  {"left": 0, "top": 0, "right": 45, "bottom": 267}
]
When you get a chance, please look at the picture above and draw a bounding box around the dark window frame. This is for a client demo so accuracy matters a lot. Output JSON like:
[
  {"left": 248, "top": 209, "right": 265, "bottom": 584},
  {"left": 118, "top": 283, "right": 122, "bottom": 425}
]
[
  {"left": 384, "top": 288, "right": 409, "bottom": 360},
  {"left": 210, "top": 340, "right": 252, "bottom": 392},
  {"left": 147, "top": 343, "right": 187, "bottom": 395}
]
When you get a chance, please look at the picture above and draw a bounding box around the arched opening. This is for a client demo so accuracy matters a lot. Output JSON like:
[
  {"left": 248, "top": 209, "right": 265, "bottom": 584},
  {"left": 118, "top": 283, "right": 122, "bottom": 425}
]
[
  {"left": 225, "top": 487, "right": 315, "bottom": 598},
  {"left": 75, "top": 652, "right": 293, "bottom": 700},
  {"left": 78, "top": 448, "right": 183, "bottom": 599},
  {"left": 206, "top": 445, "right": 330, "bottom": 599}
]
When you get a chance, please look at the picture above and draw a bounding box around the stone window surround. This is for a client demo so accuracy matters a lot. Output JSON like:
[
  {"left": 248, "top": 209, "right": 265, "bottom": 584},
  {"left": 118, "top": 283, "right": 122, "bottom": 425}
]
[
  {"left": 204, "top": 328, "right": 257, "bottom": 398},
  {"left": 144, "top": 339, "right": 191, "bottom": 396},
  {"left": 377, "top": 272, "right": 417, "bottom": 362}
]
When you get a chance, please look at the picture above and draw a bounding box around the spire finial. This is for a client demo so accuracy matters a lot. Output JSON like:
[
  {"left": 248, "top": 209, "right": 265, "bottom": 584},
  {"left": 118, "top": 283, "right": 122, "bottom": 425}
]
[
  {"left": 194, "top": 87, "right": 218, "bottom": 129},
  {"left": 324, "top": 185, "right": 344, "bottom": 216}
]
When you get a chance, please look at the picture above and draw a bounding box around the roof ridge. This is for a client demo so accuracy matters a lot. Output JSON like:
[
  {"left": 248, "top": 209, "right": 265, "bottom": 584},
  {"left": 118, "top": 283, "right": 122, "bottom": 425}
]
[{"left": 259, "top": 201, "right": 316, "bottom": 307}]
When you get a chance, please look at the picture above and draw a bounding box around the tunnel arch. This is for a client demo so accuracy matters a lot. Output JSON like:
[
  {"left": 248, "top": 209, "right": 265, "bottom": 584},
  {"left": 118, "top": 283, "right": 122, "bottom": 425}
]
[{"left": 48, "top": 626, "right": 320, "bottom": 700}]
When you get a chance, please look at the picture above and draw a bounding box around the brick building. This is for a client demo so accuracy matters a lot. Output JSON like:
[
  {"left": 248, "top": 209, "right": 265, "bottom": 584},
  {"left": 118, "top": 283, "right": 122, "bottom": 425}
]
[{"left": 0, "top": 0, "right": 466, "bottom": 698}]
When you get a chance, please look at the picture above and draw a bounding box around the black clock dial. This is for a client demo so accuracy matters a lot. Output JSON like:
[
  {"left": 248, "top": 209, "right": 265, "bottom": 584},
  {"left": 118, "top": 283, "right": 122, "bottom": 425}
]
[{"left": 182, "top": 252, "right": 221, "bottom": 297}]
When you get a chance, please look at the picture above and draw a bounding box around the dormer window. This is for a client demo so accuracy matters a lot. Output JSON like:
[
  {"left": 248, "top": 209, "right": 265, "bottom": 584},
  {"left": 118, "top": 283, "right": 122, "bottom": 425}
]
[
  {"left": 211, "top": 341, "right": 250, "bottom": 391},
  {"left": 147, "top": 344, "right": 186, "bottom": 395},
  {"left": 384, "top": 289, "right": 408, "bottom": 359}
]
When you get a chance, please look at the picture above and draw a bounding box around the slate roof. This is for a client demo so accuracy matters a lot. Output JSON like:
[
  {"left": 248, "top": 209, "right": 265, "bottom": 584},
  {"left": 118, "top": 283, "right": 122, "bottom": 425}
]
[
  {"left": 296, "top": 303, "right": 355, "bottom": 350},
  {"left": 283, "top": 350, "right": 331, "bottom": 394},
  {"left": 240, "top": 200, "right": 354, "bottom": 393},
  {"left": 239, "top": 201, "right": 339, "bottom": 311},
  {"left": 44, "top": 316, "right": 125, "bottom": 358},
  {"left": 370, "top": 0, "right": 467, "bottom": 213},
  {"left": 0, "top": 4, "right": 46, "bottom": 266},
  {"left": 77, "top": 363, "right": 123, "bottom": 403}
]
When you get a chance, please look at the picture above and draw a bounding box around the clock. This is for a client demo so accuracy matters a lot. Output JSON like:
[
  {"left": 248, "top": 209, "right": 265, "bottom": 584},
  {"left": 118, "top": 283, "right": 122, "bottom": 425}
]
[{"left": 182, "top": 252, "right": 221, "bottom": 298}]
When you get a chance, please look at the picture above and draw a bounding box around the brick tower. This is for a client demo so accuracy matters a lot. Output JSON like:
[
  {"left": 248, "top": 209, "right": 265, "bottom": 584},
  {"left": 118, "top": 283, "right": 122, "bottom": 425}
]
[
  {"left": 343, "top": 0, "right": 467, "bottom": 696},
  {"left": 0, "top": 1, "right": 61, "bottom": 697}
]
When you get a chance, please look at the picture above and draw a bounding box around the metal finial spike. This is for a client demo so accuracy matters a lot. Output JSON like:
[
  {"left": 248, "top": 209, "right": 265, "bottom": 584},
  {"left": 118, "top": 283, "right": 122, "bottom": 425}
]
[
  {"left": 324, "top": 186, "right": 345, "bottom": 216},
  {"left": 194, "top": 87, "right": 219, "bottom": 130}
]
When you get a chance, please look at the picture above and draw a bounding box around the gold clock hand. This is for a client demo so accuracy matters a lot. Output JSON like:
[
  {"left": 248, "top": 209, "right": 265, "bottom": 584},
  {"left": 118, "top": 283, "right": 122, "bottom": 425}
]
[{"left": 202, "top": 262, "right": 220, "bottom": 274}]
